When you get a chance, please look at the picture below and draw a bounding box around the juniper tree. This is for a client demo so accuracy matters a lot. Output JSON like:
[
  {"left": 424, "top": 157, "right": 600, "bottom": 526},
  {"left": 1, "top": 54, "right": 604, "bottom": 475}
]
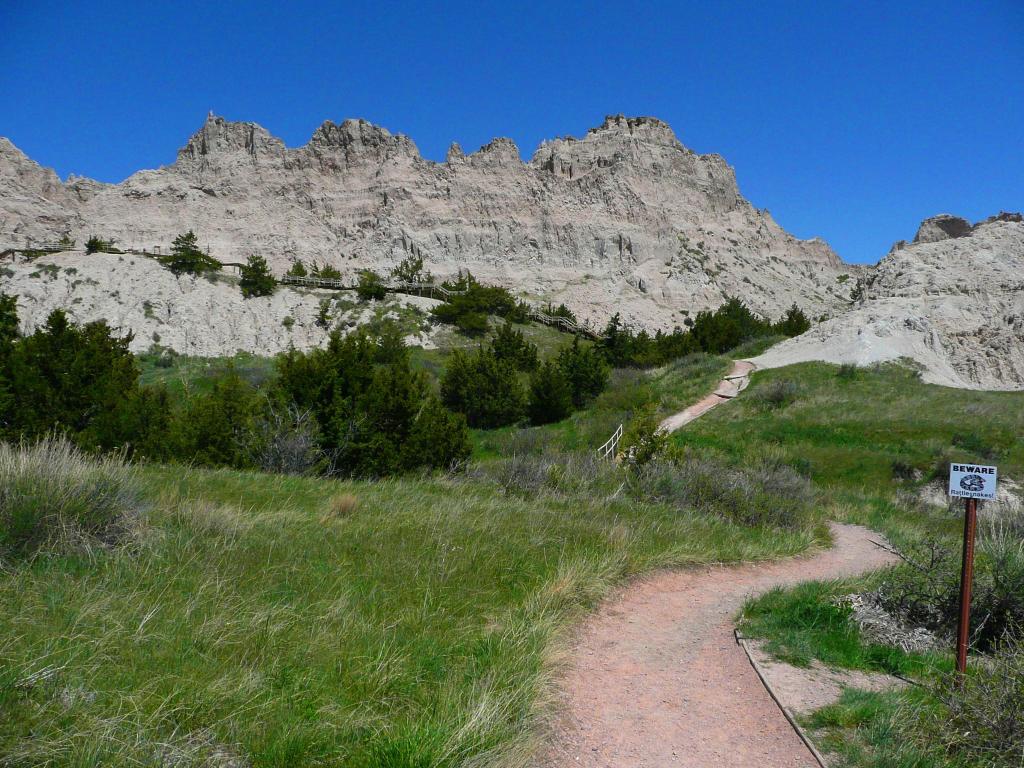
[
  {"left": 528, "top": 360, "right": 573, "bottom": 425},
  {"left": 160, "top": 231, "right": 221, "bottom": 276},
  {"left": 239, "top": 254, "right": 276, "bottom": 298}
]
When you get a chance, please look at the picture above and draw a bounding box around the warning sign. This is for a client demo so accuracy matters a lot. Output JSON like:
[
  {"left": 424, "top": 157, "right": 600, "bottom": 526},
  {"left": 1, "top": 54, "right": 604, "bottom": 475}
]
[{"left": 948, "top": 463, "right": 998, "bottom": 500}]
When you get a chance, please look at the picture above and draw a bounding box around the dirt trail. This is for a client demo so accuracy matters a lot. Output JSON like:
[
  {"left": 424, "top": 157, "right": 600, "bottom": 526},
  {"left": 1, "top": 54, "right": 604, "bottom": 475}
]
[
  {"left": 659, "top": 360, "right": 755, "bottom": 433},
  {"left": 543, "top": 523, "right": 897, "bottom": 767}
]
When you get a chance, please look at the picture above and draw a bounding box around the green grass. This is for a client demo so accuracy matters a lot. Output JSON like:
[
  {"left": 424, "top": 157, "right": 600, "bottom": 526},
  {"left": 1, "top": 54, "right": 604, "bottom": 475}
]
[
  {"left": 802, "top": 688, "right": 957, "bottom": 768},
  {"left": 739, "top": 580, "right": 947, "bottom": 677},
  {"left": 675, "top": 361, "right": 1024, "bottom": 491},
  {"left": 708, "top": 361, "right": 1024, "bottom": 766},
  {"left": 473, "top": 353, "right": 730, "bottom": 459},
  {"left": 137, "top": 351, "right": 277, "bottom": 399},
  {"left": 0, "top": 463, "right": 814, "bottom": 766},
  {"left": 674, "top": 360, "right": 1024, "bottom": 548},
  {"left": 14, "top": 348, "right": 1023, "bottom": 765}
]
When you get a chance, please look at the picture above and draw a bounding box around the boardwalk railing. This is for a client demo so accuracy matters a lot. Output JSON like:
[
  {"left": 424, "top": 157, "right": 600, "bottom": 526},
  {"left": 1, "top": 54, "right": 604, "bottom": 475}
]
[
  {"left": 0, "top": 242, "right": 67, "bottom": 261},
  {"left": 526, "top": 307, "right": 595, "bottom": 337},
  {"left": 597, "top": 423, "right": 624, "bottom": 460},
  {"left": 277, "top": 276, "right": 468, "bottom": 300}
]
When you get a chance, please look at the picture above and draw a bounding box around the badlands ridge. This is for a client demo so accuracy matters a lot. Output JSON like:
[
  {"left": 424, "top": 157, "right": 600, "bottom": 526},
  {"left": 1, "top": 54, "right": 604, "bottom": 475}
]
[{"left": 0, "top": 115, "right": 1021, "bottom": 390}]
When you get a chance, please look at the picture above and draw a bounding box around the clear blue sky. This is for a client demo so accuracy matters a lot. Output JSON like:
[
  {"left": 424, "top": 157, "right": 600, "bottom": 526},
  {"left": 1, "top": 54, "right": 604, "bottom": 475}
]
[{"left": 2, "top": 1, "right": 1021, "bottom": 263}]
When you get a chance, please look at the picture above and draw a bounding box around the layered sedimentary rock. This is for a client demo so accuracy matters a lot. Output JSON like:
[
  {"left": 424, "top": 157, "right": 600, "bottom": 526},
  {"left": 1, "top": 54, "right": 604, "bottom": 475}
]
[
  {"left": 1, "top": 114, "right": 852, "bottom": 331},
  {"left": 753, "top": 213, "right": 1024, "bottom": 390}
]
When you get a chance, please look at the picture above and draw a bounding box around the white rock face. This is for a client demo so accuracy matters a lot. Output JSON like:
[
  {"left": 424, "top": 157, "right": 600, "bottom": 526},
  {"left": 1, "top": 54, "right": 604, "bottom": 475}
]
[
  {"left": 1, "top": 114, "right": 853, "bottom": 331},
  {"left": 4, "top": 116, "right": 1020, "bottom": 391},
  {"left": 2, "top": 251, "right": 441, "bottom": 356},
  {"left": 753, "top": 214, "right": 1024, "bottom": 390}
]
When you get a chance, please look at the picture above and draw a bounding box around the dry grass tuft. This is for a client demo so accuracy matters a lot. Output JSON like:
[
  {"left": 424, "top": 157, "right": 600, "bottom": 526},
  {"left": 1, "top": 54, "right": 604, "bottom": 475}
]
[
  {"left": 0, "top": 436, "right": 143, "bottom": 561},
  {"left": 321, "top": 492, "right": 360, "bottom": 522}
]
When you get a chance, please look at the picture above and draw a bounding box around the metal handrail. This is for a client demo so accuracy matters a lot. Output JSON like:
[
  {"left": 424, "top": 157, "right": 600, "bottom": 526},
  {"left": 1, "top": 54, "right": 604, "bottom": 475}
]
[{"left": 597, "top": 423, "right": 624, "bottom": 460}]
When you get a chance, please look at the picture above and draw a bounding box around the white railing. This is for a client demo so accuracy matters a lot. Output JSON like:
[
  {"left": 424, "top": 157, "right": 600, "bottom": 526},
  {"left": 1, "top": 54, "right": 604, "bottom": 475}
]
[
  {"left": 597, "top": 423, "right": 624, "bottom": 460},
  {"left": 527, "top": 307, "right": 594, "bottom": 336}
]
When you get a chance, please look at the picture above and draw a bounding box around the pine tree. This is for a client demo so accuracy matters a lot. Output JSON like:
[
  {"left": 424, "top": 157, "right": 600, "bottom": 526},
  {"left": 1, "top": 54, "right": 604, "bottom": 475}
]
[
  {"left": 0, "top": 293, "right": 18, "bottom": 348},
  {"left": 356, "top": 270, "right": 387, "bottom": 301},
  {"left": 491, "top": 322, "right": 539, "bottom": 371},
  {"left": 160, "top": 231, "right": 221, "bottom": 276},
  {"left": 286, "top": 260, "right": 308, "bottom": 277},
  {"left": 774, "top": 304, "right": 811, "bottom": 337},
  {"left": 558, "top": 337, "right": 609, "bottom": 408},
  {"left": 528, "top": 360, "right": 573, "bottom": 425},
  {"left": 315, "top": 299, "right": 332, "bottom": 329},
  {"left": 239, "top": 254, "right": 276, "bottom": 298}
]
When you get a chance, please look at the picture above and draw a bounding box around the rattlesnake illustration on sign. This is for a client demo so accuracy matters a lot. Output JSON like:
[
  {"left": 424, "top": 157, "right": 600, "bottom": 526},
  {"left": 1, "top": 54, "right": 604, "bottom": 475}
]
[{"left": 959, "top": 474, "right": 986, "bottom": 492}]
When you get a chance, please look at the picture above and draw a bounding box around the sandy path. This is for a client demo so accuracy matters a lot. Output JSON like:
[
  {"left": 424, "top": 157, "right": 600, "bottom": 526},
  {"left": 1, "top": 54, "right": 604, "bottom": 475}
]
[
  {"left": 543, "top": 523, "right": 897, "bottom": 767},
  {"left": 659, "top": 360, "right": 755, "bottom": 433}
]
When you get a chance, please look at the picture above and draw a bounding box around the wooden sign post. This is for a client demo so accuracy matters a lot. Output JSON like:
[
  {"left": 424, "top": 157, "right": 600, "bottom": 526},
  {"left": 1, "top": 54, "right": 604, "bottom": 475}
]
[{"left": 948, "top": 462, "right": 998, "bottom": 680}]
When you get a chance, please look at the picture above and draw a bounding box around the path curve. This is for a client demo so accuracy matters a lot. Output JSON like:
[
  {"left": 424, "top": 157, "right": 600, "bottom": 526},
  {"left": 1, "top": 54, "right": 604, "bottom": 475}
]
[
  {"left": 659, "top": 360, "right": 756, "bottom": 433},
  {"left": 543, "top": 523, "right": 897, "bottom": 767}
]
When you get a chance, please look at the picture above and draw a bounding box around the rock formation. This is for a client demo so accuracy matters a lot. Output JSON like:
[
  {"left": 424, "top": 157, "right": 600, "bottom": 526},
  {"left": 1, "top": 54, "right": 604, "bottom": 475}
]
[
  {"left": 4, "top": 115, "right": 1020, "bottom": 391},
  {"left": 753, "top": 214, "right": 1024, "bottom": 390},
  {"left": 1, "top": 251, "right": 441, "bottom": 356},
  {"left": 1, "top": 114, "right": 852, "bottom": 330}
]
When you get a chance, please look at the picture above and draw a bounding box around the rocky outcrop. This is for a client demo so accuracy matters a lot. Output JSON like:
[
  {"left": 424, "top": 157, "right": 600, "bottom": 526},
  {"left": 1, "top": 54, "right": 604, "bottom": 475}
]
[
  {"left": 913, "top": 214, "right": 973, "bottom": 243},
  {"left": 2, "top": 251, "right": 441, "bottom": 356},
  {"left": 0, "top": 113, "right": 853, "bottom": 330},
  {"left": 753, "top": 214, "right": 1024, "bottom": 390}
]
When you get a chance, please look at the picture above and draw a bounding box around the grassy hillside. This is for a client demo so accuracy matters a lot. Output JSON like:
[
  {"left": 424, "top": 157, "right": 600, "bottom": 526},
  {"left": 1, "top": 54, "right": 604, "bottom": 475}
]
[
  {"left": 6, "top": 351, "right": 1022, "bottom": 766},
  {"left": 473, "top": 353, "right": 730, "bottom": 458},
  {"left": 0, "top": 463, "right": 810, "bottom": 766},
  {"left": 674, "top": 361, "right": 1024, "bottom": 491},
  {"left": 677, "top": 361, "right": 1024, "bottom": 767},
  {"left": 674, "top": 361, "right": 1024, "bottom": 545}
]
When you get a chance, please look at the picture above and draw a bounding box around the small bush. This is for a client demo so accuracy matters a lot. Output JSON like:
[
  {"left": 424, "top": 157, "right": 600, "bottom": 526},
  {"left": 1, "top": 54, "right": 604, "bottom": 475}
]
[
  {"left": 752, "top": 379, "right": 800, "bottom": 409},
  {"left": 0, "top": 437, "right": 143, "bottom": 560},
  {"left": 429, "top": 271, "right": 522, "bottom": 331},
  {"left": 309, "top": 262, "right": 343, "bottom": 280},
  {"left": 390, "top": 254, "right": 431, "bottom": 284},
  {"left": 772, "top": 304, "right": 811, "bottom": 337},
  {"left": 890, "top": 457, "right": 918, "bottom": 481},
  {"left": 876, "top": 504, "right": 1024, "bottom": 651},
  {"left": 315, "top": 299, "right": 332, "bottom": 329},
  {"left": 466, "top": 449, "right": 615, "bottom": 499},
  {"left": 952, "top": 430, "right": 1003, "bottom": 461},
  {"left": 355, "top": 270, "right": 387, "bottom": 302},
  {"left": 925, "top": 630, "right": 1024, "bottom": 766},
  {"left": 84, "top": 235, "right": 122, "bottom": 254},
  {"left": 837, "top": 363, "right": 859, "bottom": 379},
  {"left": 629, "top": 454, "right": 816, "bottom": 529},
  {"left": 927, "top": 449, "right": 954, "bottom": 482},
  {"left": 240, "top": 401, "right": 323, "bottom": 475},
  {"left": 619, "top": 403, "right": 667, "bottom": 467}
]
